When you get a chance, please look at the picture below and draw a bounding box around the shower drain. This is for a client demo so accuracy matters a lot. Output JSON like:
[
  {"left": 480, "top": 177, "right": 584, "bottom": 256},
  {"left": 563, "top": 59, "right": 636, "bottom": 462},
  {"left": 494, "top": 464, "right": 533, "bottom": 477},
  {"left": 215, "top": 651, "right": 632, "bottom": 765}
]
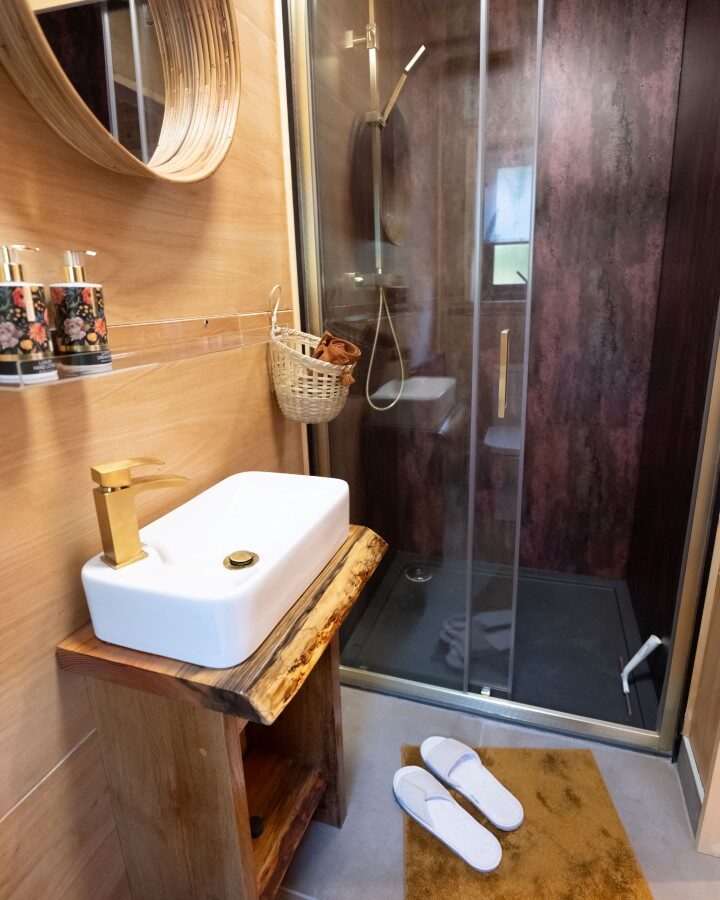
[{"left": 404, "top": 565, "right": 433, "bottom": 584}]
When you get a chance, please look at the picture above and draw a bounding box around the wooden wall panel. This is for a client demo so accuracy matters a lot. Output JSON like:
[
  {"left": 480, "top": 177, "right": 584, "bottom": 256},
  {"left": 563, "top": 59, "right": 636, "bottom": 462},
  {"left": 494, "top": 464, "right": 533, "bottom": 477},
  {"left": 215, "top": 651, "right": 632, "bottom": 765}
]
[
  {"left": 233, "top": 0, "right": 276, "bottom": 43},
  {"left": 0, "top": 0, "right": 303, "bottom": 894},
  {"left": 684, "top": 514, "right": 720, "bottom": 782},
  {"left": 689, "top": 571, "right": 720, "bottom": 784},
  {"left": 0, "top": 343, "right": 302, "bottom": 818},
  {"left": 0, "top": 2, "right": 289, "bottom": 324},
  {"left": 686, "top": 518, "right": 720, "bottom": 856},
  {"left": 0, "top": 734, "right": 131, "bottom": 899}
]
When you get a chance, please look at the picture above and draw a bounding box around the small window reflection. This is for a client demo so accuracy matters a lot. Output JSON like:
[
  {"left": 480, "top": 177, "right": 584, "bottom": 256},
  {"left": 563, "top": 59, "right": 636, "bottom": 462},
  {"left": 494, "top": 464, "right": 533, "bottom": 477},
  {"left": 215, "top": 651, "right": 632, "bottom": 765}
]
[
  {"left": 493, "top": 243, "right": 530, "bottom": 286},
  {"left": 484, "top": 165, "right": 533, "bottom": 243}
]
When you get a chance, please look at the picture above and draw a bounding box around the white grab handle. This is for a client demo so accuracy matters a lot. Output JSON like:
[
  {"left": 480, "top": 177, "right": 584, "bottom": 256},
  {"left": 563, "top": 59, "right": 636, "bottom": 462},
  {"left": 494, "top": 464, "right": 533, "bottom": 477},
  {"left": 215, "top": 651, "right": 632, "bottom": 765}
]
[{"left": 621, "top": 635, "right": 662, "bottom": 695}]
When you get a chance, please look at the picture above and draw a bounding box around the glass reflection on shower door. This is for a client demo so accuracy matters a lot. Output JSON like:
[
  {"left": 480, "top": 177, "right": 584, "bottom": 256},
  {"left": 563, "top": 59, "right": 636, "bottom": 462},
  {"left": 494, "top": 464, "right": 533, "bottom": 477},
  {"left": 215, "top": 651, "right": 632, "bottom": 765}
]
[
  {"left": 464, "top": 0, "right": 538, "bottom": 698},
  {"left": 306, "top": 0, "right": 481, "bottom": 694},
  {"left": 302, "top": 0, "right": 538, "bottom": 701}
]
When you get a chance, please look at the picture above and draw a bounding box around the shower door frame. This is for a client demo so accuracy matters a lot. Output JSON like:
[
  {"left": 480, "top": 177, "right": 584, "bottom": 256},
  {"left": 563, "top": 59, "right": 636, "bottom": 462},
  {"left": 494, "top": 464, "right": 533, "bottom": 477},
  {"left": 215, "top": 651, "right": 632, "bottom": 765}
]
[{"left": 283, "top": 0, "right": 720, "bottom": 755}]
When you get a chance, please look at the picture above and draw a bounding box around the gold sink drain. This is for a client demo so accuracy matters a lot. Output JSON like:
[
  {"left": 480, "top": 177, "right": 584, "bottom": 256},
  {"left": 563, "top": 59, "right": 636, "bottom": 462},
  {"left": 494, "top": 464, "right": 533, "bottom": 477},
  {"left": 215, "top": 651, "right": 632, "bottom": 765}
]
[{"left": 223, "top": 550, "right": 259, "bottom": 570}]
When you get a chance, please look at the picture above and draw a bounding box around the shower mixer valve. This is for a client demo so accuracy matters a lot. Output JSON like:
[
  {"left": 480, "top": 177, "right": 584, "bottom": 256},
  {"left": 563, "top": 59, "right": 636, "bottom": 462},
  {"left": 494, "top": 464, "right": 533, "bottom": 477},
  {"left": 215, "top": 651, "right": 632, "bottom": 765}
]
[
  {"left": 344, "top": 23, "right": 377, "bottom": 51},
  {"left": 365, "top": 109, "right": 387, "bottom": 129}
]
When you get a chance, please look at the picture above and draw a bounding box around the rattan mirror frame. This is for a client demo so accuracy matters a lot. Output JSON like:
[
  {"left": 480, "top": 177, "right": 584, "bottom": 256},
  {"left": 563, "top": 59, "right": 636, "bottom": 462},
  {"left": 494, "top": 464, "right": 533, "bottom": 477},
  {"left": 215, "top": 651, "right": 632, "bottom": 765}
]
[{"left": 0, "top": 0, "right": 240, "bottom": 183}]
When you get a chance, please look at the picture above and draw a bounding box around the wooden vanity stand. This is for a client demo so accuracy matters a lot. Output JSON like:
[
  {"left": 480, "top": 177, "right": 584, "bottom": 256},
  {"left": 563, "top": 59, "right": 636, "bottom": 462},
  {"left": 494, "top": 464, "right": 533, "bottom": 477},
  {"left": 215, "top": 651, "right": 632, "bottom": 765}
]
[{"left": 57, "top": 526, "right": 386, "bottom": 900}]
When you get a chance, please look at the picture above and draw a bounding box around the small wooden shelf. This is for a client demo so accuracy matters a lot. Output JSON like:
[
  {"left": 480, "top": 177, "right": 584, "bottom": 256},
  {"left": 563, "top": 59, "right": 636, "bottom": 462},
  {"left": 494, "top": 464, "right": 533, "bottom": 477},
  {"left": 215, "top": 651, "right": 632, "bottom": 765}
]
[
  {"left": 56, "top": 523, "right": 387, "bottom": 899},
  {"left": 245, "top": 751, "right": 326, "bottom": 899}
]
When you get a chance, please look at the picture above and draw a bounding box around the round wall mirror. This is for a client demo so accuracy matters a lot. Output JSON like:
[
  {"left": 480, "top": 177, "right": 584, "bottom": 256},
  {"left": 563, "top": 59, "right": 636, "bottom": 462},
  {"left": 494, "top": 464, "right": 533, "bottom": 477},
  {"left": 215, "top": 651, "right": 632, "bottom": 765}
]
[{"left": 0, "top": 0, "right": 241, "bottom": 182}]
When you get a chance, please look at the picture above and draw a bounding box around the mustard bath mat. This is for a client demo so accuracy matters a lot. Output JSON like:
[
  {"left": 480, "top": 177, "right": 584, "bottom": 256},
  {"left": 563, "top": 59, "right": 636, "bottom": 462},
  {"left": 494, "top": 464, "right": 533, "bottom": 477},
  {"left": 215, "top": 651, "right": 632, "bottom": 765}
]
[{"left": 401, "top": 746, "right": 651, "bottom": 900}]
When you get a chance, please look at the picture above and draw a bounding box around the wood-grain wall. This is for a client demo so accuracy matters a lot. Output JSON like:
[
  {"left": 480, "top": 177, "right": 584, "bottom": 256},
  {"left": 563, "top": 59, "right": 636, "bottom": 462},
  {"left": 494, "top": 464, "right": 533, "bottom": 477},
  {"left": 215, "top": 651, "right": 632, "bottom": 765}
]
[
  {"left": 0, "top": 2, "right": 304, "bottom": 896},
  {"left": 685, "top": 516, "right": 720, "bottom": 857}
]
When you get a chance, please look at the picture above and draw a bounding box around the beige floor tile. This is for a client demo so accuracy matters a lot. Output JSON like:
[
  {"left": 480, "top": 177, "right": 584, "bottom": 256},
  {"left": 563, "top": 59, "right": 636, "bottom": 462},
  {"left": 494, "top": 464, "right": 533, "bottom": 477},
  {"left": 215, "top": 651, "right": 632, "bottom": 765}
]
[{"left": 284, "top": 687, "right": 720, "bottom": 900}]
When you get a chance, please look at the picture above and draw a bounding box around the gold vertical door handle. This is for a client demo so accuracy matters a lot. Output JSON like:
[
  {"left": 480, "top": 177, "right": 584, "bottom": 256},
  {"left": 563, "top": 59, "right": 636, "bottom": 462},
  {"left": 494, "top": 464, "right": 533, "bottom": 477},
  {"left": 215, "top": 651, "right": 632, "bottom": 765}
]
[{"left": 498, "top": 328, "right": 510, "bottom": 419}]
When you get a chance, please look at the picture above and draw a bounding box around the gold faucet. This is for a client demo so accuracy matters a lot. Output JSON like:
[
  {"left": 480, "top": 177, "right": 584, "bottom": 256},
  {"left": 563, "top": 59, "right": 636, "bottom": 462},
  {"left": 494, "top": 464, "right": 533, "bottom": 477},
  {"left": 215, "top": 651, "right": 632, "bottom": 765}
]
[{"left": 91, "top": 457, "right": 189, "bottom": 569}]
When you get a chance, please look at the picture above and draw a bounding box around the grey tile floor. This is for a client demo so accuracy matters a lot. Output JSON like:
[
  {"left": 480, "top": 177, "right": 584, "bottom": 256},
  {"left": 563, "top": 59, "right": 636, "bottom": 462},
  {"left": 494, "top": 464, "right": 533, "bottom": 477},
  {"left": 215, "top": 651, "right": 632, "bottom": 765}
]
[{"left": 280, "top": 686, "right": 720, "bottom": 900}]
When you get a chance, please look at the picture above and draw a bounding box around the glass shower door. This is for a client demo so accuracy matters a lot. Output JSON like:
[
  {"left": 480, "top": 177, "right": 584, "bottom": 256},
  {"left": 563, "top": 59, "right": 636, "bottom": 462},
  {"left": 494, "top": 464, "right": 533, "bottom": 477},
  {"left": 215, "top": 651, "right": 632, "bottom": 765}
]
[
  {"left": 293, "top": 0, "right": 705, "bottom": 752},
  {"left": 304, "top": 0, "right": 483, "bottom": 695},
  {"left": 463, "top": 0, "right": 538, "bottom": 698},
  {"left": 296, "top": 0, "right": 539, "bottom": 703}
]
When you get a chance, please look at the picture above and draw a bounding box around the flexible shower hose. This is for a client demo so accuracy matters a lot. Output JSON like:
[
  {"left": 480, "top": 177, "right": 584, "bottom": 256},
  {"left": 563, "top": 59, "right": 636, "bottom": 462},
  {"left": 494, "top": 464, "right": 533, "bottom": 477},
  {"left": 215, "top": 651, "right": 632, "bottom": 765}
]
[{"left": 365, "top": 285, "right": 406, "bottom": 411}]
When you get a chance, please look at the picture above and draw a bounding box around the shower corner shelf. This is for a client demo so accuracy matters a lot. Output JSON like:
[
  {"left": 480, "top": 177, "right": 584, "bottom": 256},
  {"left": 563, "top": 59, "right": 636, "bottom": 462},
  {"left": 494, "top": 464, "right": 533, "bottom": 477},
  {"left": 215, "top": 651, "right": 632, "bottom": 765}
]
[{"left": 344, "top": 271, "right": 407, "bottom": 289}]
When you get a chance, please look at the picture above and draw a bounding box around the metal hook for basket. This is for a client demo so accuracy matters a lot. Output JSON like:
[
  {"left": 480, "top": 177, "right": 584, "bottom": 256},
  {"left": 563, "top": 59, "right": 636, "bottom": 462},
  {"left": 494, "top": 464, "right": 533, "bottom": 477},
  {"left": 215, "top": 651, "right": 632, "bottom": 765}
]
[{"left": 269, "top": 284, "right": 282, "bottom": 328}]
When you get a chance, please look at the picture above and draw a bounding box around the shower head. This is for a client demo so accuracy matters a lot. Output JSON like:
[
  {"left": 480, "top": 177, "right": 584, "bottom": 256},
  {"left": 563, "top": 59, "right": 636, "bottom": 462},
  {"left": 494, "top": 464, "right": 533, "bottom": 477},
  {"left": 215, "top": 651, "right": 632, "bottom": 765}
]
[{"left": 381, "top": 44, "right": 427, "bottom": 123}]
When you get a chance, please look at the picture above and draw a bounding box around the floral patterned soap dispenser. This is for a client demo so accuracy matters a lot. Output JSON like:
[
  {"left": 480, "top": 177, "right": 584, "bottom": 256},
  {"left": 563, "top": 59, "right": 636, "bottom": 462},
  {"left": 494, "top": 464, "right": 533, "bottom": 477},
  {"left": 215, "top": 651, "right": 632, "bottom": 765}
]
[
  {"left": 0, "top": 243, "right": 57, "bottom": 384},
  {"left": 51, "top": 249, "right": 112, "bottom": 375}
]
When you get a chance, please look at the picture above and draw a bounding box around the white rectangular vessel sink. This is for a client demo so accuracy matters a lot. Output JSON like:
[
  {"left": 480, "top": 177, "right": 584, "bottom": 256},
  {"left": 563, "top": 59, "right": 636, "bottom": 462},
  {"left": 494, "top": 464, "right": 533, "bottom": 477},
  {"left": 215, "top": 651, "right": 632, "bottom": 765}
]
[{"left": 82, "top": 472, "right": 350, "bottom": 668}]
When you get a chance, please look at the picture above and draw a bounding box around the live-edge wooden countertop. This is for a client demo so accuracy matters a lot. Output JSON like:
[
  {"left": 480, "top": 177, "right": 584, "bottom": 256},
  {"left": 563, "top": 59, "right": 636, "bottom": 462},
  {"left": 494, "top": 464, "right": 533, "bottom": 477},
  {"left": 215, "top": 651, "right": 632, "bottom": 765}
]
[{"left": 57, "top": 525, "right": 386, "bottom": 725}]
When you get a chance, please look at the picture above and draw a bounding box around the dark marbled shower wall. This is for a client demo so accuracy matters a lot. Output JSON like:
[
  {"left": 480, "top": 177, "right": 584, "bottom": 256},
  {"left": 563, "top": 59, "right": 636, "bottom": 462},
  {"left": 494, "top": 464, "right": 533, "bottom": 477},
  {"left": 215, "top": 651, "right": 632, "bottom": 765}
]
[
  {"left": 312, "top": 0, "right": 686, "bottom": 585},
  {"left": 519, "top": 0, "right": 686, "bottom": 578},
  {"left": 441, "top": 0, "right": 685, "bottom": 579}
]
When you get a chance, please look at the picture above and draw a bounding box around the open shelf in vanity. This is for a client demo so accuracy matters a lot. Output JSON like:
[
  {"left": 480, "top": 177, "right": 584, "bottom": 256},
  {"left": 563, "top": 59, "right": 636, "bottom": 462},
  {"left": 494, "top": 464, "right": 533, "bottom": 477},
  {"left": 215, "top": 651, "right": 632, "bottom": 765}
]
[{"left": 244, "top": 750, "right": 326, "bottom": 897}]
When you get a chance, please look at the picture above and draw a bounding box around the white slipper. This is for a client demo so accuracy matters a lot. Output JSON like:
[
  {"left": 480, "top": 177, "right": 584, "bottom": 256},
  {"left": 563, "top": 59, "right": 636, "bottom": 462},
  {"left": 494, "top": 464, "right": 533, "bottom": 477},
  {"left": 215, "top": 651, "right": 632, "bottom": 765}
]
[
  {"left": 443, "top": 630, "right": 509, "bottom": 671},
  {"left": 393, "top": 766, "right": 502, "bottom": 872},
  {"left": 420, "top": 737, "right": 524, "bottom": 831},
  {"left": 439, "top": 612, "right": 512, "bottom": 653}
]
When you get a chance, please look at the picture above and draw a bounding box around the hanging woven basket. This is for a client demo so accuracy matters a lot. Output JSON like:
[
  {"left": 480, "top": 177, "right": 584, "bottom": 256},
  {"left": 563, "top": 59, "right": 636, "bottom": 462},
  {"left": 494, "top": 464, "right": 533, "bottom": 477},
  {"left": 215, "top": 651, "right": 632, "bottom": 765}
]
[{"left": 268, "top": 287, "right": 356, "bottom": 424}]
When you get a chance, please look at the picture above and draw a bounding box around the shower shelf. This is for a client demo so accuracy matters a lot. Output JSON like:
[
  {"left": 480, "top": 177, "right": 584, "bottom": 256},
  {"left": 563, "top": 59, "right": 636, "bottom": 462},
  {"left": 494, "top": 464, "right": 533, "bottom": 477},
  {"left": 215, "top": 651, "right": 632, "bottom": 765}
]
[{"left": 345, "top": 271, "right": 407, "bottom": 289}]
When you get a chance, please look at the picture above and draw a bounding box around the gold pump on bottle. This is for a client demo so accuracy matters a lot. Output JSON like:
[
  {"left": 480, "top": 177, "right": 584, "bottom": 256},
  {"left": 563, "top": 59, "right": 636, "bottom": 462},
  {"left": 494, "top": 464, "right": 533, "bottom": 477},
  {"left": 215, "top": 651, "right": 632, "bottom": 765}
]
[
  {"left": 0, "top": 244, "right": 58, "bottom": 385},
  {"left": 51, "top": 249, "right": 112, "bottom": 376}
]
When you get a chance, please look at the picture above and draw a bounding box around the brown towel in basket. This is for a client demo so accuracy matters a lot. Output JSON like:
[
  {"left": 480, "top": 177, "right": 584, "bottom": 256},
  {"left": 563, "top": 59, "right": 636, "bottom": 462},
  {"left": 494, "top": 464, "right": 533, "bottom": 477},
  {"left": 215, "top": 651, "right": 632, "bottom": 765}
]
[{"left": 313, "top": 331, "right": 361, "bottom": 386}]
